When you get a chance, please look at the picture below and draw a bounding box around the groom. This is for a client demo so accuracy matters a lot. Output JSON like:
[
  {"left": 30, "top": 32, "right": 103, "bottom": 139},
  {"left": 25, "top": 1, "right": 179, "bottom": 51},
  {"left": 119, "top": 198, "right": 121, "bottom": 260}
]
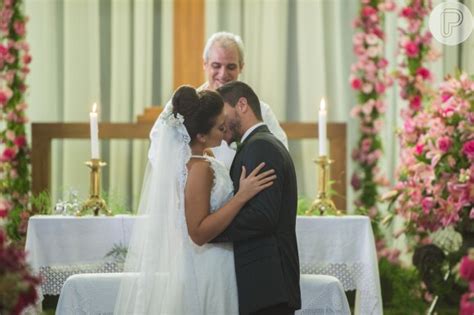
[{"left": 214, "top": 81, "right": 301, "bottom": 315}]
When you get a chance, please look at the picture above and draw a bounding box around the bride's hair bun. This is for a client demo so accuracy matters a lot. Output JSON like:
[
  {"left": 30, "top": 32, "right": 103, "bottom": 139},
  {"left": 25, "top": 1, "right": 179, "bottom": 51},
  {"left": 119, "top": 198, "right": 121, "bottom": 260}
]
[
  {"left": 172, "top": 85, "right": 224, "bottom": 142},
  {"left": 172, "top": 85, "right": 199, "bottom": 119}
]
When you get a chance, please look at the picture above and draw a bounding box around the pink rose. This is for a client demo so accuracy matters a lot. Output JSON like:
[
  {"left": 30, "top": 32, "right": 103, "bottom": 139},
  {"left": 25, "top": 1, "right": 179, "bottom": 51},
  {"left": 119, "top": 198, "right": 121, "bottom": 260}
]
[
  {"left": 409, "top": 95, "right": 421, "bottom": 110},
  {"left": 0, "top": 199, "right": 11, "bottom": 218},
  {"left": 404, "top": 41, "right": 419, "bottom": 57},
  {"left": 1, "top": 147, "right": 15, "bottom": 161},
  {"left": 416, "top": 67, "right": 431, "bottom": 80},
  {"left": 14, "top": 135, "right": 27, "bottom": 147},
  {"left": 401, "top": 7, "right": 413, "bottom": 18},
  {"left": 14, "top": 20, "right": 25, "bottom": 36},
  {"left": 0, "top": 90, "right": 8, "bottom": 104},
  {"left": 462, "top": 140, "right": 474, "bottom": 159},
  {"left": 362, "top": 6, "right": 377, "bottom": 17},
  {"left": 351, "top": 78, "right": 363, "bottom": 90},
  {"left": 437, "top": 137, "right": 452, "bottom": 153},
  {"left": 375, "top": 82, "right": 386, "bottom": 93},
  {"left": 22, "top": 54, "right": 31, "bottom": 64}
]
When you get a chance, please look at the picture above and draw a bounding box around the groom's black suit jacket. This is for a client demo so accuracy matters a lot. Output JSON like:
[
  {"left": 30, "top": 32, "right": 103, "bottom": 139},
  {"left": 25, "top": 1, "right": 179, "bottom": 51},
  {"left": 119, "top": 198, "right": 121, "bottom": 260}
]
[{"left": 214, "top": 125, "right": 301, "bottom": 315}]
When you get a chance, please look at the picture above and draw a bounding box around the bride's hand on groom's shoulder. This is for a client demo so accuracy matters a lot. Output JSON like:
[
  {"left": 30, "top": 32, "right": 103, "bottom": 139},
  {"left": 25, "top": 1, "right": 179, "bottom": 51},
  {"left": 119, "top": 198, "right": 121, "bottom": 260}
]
[{"left": 236, "top": 162, "right": 276, "bottom": 202}]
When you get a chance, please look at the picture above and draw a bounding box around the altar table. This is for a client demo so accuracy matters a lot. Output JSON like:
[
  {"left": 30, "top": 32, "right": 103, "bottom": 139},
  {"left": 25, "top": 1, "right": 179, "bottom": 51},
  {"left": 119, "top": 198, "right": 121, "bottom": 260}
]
[{"left": 25, "top": 215, "right": 381, "bottom": 315}]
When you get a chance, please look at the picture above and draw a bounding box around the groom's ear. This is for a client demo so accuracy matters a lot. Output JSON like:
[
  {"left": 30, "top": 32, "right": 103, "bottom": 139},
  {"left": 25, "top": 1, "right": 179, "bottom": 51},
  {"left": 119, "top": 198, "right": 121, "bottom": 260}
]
[{"left": 237, "top": 97, "right": 249, "bottom": 113}]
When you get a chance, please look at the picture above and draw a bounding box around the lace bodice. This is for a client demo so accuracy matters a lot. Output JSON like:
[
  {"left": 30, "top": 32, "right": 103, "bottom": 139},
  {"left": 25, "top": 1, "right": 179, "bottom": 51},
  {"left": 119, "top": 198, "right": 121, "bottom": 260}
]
[{"left": 190, "top": 155, "right": 234, "bottom": 212}]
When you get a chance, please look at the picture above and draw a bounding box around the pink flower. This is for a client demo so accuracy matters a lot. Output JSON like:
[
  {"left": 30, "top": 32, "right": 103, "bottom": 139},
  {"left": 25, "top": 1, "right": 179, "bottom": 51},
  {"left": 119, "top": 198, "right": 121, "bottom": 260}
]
[
  {"left": 377, "top": 58, "right": 388, "bottom": 68},
  {"left": 351, "top": 77, "right": 363, "bottom": 90},
  {"left": 422, "top": 197, "right": 435, "bottom": 214},
  {"left": 409, "top": 95, "right": 421, "bottom": 110},
  {"left": 362, "top": 6, "right": 377, "bottom": 17},
  {"left": 5, "top": 130, "right": 15, "bottom": 141},
  {"left": 22, "top": 54, "right": 31, "bottom": 64},
  {"left": 441, "top": 92, "right": 452, "bottom": 102},
  {"left": 415, "top": 143, "right": 424, "bottom": 155},
  {"left": 462, "top": 140, "right": 474, "bottom": 159},
  {"left": 375, "top": 82, "right": 386, "bottom": 93},
  {"left": 1, "top": 147, "right": 15, "bottom": 161},
  {"left": 384, "top": 1, "right": 396, "bottom": 12},
  {"left": 351, "top": 173, "right": 362, "bottom": 191},
  {"left": 404, "top": 41, "right": 419, "bottom": 57},
  {"left": 437, "top": 137, "right": 452, "bottom": 153},
  {"left": 0, "top": 90, "right": 9, "bottom": 104},
  {"left": 401, "top": 7, "right": 414, "bottom": 18},
  {"left": 14, "top": 135, "right": 27, "bottom": 148},
  {"left": 0, "top": 199, "right": 12, "bottom": 217},
  {"left": 416, "top": 67, "right": 431, "bottom": 80},
  {"left": 14, "top": 20, "right": 26, "bottom": 36},
  {"left": 470, "top": 208, "right": 474, "bottom": 219}
]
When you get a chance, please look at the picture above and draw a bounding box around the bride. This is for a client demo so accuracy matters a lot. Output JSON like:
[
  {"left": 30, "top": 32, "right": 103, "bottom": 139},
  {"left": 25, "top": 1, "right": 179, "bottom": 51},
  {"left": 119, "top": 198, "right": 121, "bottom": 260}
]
[{"left": 114, "top": 86, "right": 275, "bottom": 314}]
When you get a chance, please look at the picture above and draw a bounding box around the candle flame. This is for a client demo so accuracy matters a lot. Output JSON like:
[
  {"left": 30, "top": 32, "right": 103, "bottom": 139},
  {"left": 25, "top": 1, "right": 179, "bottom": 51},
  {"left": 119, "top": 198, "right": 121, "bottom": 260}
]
[
  {"left": 92, "top": 103, "right": 97, "bottom": 113},
  {"left": 320, "top": 98, "right": 326, "bottom": 111}
]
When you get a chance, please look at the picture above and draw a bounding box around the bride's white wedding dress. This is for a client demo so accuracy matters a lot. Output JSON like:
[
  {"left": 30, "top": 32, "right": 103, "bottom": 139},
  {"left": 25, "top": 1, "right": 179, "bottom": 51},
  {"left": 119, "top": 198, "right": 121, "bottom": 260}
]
[{"left": 186, "top": 155, "right": 239, "bottom": 314}]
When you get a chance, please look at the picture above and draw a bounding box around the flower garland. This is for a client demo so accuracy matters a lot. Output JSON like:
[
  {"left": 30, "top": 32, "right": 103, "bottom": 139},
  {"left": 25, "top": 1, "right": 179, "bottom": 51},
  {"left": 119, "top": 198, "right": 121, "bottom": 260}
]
[
  {"left": 391, "top": 0, "right": 440, "bottom": 239},
  {"left": 395, "top": 0, "right": 438, "bottom": 119},
  {"left": 349, "top": 0, "right": 394, "bottom": 239},
  {"left": 0, "top": 0, "right": 32, "bottom": 240}
]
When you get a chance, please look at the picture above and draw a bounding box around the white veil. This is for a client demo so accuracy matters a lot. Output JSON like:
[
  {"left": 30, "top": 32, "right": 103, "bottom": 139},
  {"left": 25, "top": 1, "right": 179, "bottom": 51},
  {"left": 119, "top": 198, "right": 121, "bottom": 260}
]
[{"left": 114, "top": 105, "right": 201, "bottom": 314}]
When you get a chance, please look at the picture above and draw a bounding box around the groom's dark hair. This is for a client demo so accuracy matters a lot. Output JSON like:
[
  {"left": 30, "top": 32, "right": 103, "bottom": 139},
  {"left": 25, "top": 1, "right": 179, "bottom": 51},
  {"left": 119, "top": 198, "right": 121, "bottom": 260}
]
[{"left": 217, "top": 81, "right": 262, "bottom": 121}]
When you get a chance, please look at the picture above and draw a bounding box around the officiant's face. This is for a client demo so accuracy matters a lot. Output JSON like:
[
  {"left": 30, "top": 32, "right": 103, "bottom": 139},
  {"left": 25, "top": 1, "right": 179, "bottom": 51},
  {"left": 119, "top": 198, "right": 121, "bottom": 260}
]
[{"left": 204, "top": 45, "right": 242, "bottom": 91}]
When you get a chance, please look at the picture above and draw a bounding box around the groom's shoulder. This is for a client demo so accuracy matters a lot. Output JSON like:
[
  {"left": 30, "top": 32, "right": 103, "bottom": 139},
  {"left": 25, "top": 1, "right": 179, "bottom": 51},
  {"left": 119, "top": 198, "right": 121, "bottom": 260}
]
[{"left": 246, "top": 132, "right": 284, "bottom": 154}]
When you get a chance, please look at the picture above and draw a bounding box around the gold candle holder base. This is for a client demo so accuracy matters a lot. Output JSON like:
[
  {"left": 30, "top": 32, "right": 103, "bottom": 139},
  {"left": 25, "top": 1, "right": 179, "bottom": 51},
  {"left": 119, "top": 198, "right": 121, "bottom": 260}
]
[
  {"left": 77, "top": 159, "right": 111, "bottom": 216},
  {"left": 305, "top": 155, "right": 340, "bottom": 216}
]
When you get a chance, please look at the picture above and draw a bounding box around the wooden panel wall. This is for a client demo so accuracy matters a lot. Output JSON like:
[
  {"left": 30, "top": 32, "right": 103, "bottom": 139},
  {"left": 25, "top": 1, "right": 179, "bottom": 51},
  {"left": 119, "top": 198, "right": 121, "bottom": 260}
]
[{"left": 173, "top": 0, "right": 205, "bottom": 88}]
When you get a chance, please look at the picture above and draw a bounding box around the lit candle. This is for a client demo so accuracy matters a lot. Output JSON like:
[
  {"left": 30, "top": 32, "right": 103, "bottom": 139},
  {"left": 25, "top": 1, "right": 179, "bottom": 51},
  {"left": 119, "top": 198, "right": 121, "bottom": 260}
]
[
  {"left": 319, "top": 98, "right": 327, "bottom": 156},
  {"left": 90, "top": 103, "right": 99, "bottom": 159}
]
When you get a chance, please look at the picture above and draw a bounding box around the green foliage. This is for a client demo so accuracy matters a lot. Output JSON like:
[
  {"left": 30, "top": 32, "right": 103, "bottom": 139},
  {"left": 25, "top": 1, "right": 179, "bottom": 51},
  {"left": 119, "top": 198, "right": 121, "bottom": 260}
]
[
  {"left": 297, "top": 196, "right": 311, "bottom": 216},
  {"left": 30, "top": 191, "right": 52, "bottom": 215},
  {"left": 105, "top": 243, "right": 128, "bottom": 264},
  {"left": 102, "top": 191, "right": 133, "bottom": 215},
  {"left": 379, "top": 258, "right": 427, "bottom": 314}
]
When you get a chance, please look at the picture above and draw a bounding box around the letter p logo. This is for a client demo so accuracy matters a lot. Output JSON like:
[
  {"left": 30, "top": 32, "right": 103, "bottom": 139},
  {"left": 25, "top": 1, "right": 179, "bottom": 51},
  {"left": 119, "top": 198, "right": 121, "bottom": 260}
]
[{"left": 430, "top": 2, "right": 473, "bottom": 46}]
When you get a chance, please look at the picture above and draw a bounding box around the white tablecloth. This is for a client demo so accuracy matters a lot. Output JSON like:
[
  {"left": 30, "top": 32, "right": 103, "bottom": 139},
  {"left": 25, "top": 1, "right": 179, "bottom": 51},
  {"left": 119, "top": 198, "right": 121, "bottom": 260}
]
[
  {"left": 26, "top": 215, "right": 381, "bottom": 314},
  {"left": 296, "top": 216, "right": 382, "bottom": 315},
  {"left": 25, "top": 215, "right": 135, "bottom": 296},
  {"left": 56, "top": 273, "right": 351, "bottom": 315}
]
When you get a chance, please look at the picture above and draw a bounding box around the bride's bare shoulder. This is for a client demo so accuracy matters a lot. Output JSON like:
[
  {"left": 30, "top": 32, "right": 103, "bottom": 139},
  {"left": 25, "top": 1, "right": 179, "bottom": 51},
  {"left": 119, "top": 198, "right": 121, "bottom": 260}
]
[{"left": 186, "top": 158, "right": 213, "bottom": 184}]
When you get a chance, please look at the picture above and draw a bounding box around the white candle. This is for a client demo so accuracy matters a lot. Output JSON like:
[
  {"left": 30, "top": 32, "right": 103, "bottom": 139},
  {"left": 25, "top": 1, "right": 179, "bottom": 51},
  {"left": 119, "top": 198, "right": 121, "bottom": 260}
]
[
  {"left": 90, "top": 103, "right": 99, "bottom": 159},
  {"left": 319, "top": 98, "right": 327, "bottom": 156}
]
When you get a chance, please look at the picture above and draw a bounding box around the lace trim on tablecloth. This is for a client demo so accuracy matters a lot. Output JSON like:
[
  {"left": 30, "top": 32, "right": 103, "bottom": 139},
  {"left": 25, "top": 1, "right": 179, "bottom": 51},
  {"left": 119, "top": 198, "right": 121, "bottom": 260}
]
[
  {"left": 300, "top": 262, "right": 380, "bottom": 315},
  {"left": 39, "top": 262, "right": 123, "bottom": 295}
]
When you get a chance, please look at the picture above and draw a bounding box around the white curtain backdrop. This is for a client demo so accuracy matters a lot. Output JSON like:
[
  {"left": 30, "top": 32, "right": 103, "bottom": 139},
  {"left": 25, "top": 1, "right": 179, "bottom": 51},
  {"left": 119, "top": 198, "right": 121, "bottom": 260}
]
[
  {"left": 25, "top": 0, "right": 469, "bottom": 219},
  {"left": 25, "top": 0, "right": 173, "bottom": 210}
]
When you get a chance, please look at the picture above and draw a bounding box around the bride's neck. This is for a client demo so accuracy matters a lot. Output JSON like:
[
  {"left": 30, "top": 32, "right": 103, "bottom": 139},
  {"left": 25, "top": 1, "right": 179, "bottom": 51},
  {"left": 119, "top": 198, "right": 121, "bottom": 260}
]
[{"left": 190, "top": 144, "right": 204, "bottom": 156}]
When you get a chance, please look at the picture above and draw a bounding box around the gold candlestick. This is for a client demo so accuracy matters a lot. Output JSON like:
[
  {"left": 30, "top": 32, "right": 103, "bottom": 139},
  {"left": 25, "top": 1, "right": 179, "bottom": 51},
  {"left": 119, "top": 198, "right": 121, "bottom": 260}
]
[
  {"left": 306, "top": 155, "right": 338, "bottom": 216},
  {"left": 77, "top": 159, "right": 111, "bottom": 216}
]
